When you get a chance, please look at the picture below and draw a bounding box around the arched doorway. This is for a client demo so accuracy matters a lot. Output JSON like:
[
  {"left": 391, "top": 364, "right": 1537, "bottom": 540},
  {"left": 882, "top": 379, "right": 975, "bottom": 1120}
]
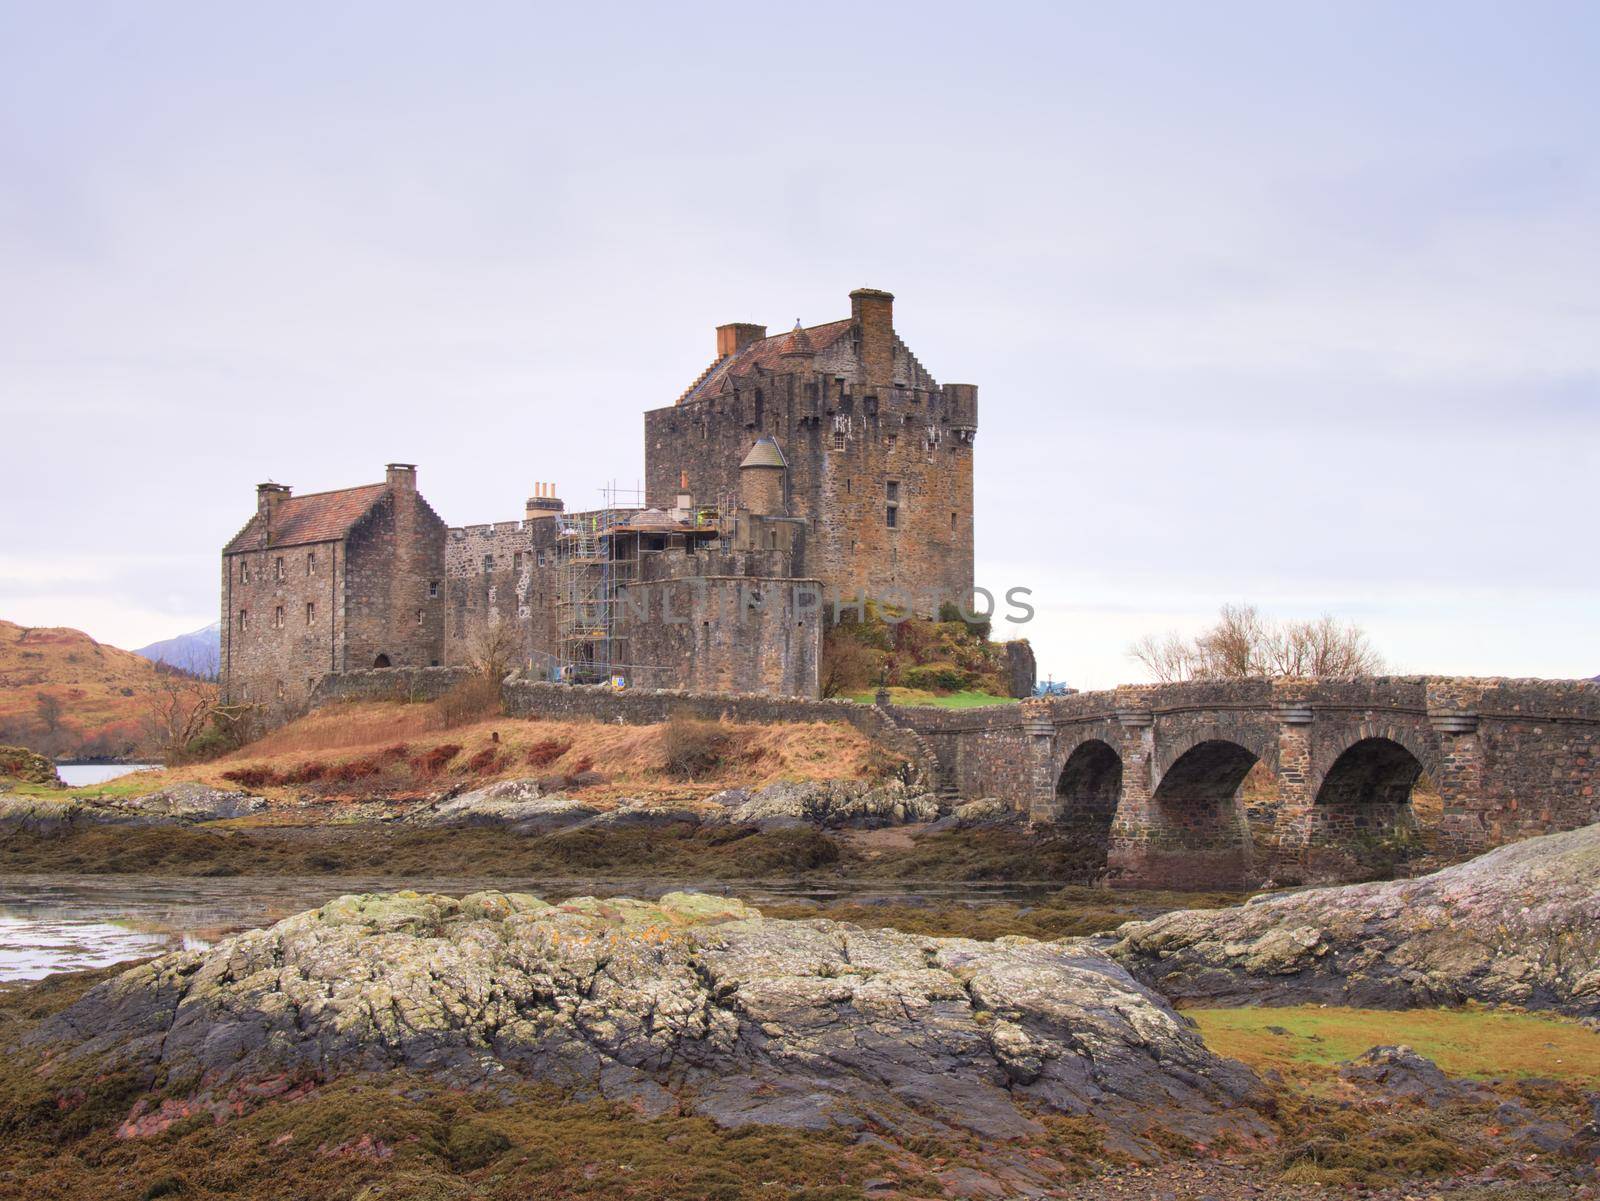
[
  {"left": 373, "top": 653, "right": 392, "bottom": 668},
  {"left": 1311, "top": 737, "right": 1428, "bottom": 879},
  {"left": 1054, "top": 740, "right": 1121, "bottom": 871}
]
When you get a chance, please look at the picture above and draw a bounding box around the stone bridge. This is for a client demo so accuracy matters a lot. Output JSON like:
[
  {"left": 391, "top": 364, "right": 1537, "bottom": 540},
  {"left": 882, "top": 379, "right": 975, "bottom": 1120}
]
[{"left": 895, "top": 677, "right": 1600, "bottom": 888}]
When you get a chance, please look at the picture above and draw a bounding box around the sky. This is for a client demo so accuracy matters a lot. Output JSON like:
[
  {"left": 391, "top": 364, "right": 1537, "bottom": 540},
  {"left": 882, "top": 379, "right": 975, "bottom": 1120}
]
[{"left": 1, "top": 1, "right": 1596, "bottom": 688}]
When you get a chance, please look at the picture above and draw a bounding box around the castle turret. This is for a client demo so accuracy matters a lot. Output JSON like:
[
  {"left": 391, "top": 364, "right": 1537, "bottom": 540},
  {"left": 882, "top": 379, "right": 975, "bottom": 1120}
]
[{"left": 739, "top": 436, "right": 787, "bottom": 516}]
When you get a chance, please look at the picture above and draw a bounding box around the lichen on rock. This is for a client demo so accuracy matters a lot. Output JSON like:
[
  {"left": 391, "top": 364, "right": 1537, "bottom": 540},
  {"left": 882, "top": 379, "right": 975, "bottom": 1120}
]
[{"left": 31, "top": 889, "right": 1268, "bottom": 1143}]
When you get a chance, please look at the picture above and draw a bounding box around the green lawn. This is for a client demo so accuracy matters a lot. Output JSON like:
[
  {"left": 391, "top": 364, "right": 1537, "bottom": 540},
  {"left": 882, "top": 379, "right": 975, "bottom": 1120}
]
[
  {"left": 843, "top": 688, "right": 1020, "bottom": 709},
  {"left": 1191, "top": 1004, "right": 1600, "bottom": 1085}
]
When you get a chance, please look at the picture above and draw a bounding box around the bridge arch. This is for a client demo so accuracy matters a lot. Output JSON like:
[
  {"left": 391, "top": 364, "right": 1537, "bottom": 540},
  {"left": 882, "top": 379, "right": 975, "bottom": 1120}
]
[
  {"left": 1134, "top": 728, "right": 1269, "bottom": 887},
  {"left": 1052, "top": 738, "right": 1122, "bottom": 867},
  {"left": 1302, "top": 729, "right": 1438, "bottom": 879},
  {"left": 1152, "top": 723, "right": 1277, "bottom": 789},
  {"left": 1308, "top": 722, "right": 1442, "bottom": 801}
]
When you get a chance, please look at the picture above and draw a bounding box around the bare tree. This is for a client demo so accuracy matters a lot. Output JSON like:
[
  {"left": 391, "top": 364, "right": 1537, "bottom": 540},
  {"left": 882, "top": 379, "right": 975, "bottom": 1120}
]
[
  {"left": 1130, "top": 604, "right": 1384, "bottom": 682},
  {"left": 1127, "top": 631, "right": 1199, "bottom": 685},
  {"left": 33, "top": 693, "right": 67, "bottom": 754},
  {"left": 467, "top": 618, "right": 523, "bottom": 681},
  {"left": 139, "top": 668, "right": 221, "bottom": 761}
]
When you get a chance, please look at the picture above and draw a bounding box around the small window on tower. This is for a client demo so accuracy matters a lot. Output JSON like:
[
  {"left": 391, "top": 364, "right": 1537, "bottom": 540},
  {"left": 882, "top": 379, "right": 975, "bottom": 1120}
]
[
  {"left": 513, "top": 551, "right": 523, "bottom": 572},
  {"left": 483, "top": 554, "right": 494, "bottom": 573},
  {"left": 274, "top": 557, "right": 285, "bottom": 581},
  {"left": 239, "top": 561, "right": 250, "bottom": 583},
  {"left": 416, "top": 608, "right": 424, "bottom": 625},
  {"left": 886, "top": 480, "right": 899, "bottom": 502},
  {"left": 306, "top": 551, "right": 316, "bottom": 577},
  {"left": 886, "top": 433, "right": 897, "bottom": 451},
  {"left": 305, "top": 602, "right": 316, "bottom": 625},
  {"left": 428, "top": 580, "right": 440, "bottom": 598},
  {"left": 238, "top": 609, "right": 248, "bottom": 631},
  {"left": 273, "top": 605, "right": 284, "bottom": 629},
  {"left": 951, "top": 511, "right": 957, "bottom": 531},
  {"left": 886, "top": 505, "right": 898, "bottom": 529},
  {"left": 833, "top": 429, "right": 846, "bottom": 451}
]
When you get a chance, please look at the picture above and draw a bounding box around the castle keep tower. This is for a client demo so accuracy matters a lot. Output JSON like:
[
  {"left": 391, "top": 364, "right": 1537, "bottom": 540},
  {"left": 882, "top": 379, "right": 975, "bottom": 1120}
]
[{"left": 644, "top": 287, "right": 977, "bottom": 615}]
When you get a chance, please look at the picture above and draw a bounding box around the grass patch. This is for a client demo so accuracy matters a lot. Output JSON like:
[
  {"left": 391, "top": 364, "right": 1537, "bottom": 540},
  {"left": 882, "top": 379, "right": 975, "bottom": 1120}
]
[
  {"left": 1192, "top": 1004, "right": 1600, "bottom": 1085},
  {"left": 844, "top": 687, "right": 1019, "bottom": 708}
]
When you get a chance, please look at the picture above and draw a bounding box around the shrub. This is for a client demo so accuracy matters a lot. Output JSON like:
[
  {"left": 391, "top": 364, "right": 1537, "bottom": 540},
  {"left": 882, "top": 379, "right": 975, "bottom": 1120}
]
[
  {"left": 413, "top": 743, "right": 462, "bottom": 775},
  {"left": 220, "top": 765, "right": 282, "bottom": 789},
  {"left": 525, "top": 738, "right": 570, "bottom": 768},
  {"left": 660, "top": 716, "right": 731, "bottom": 780},
  {"left": 901, "top": 661, "right": 974, "bottom": 693},
  {"left": 463, "top": 747, "right": 503, "bottom": 775},
  {"left": 434, "top": 676, "right": 503, "bottom": 728}
]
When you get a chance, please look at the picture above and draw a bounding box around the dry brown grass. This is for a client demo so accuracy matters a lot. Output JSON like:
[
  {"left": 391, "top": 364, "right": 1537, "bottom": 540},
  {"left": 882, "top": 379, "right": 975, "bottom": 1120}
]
[{"left": 125, "top": 701, "right": 900, "bottom": 805}]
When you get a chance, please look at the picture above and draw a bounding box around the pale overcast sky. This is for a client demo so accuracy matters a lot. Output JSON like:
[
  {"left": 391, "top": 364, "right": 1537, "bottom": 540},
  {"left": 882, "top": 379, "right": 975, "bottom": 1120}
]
[{"left": 2, "top": 1, "right": 1596, "bottom": 688}]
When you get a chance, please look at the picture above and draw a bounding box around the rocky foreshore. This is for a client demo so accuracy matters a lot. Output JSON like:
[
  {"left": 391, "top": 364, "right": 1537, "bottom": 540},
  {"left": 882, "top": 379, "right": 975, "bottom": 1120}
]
[
  {"left": 32, "top": 890, "right": 1268, "bottom": 1146},
  {"left": 1112, "top": 821, "right": 1600, "bottom": 1015}
]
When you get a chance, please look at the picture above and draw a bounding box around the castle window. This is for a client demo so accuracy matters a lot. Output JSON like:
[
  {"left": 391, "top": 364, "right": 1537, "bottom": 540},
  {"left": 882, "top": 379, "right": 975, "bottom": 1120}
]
[
  {"left": 886, "top": 480, "right": 899, "bottom": 502},
  {"left": 886, "top": 434, "right": 897, "bottom": 451},
  {"left": 483, "top": 554, "right": 494, "bottom": 573},
  {"left": 536, "top": 549, "right": 546, "bottom": 567},
  {"left": 833, "top": 429, "right": 846, "bottom": 451},
  {"left": 305, "top": 602, "right": 315, "bottom": 625},
  {"left": 273, "top": 605, "right": 284, "bottom": 629},
  {"left": 274, "top": 556, "right": 285, "bottom": 581},
  {"left": 886, "top": 505, "right": 898, "bottom": 529},
  {"left": 951, "top": 511, "right": 957, "bottom": 531},
  {"left": 416, "top": 608, "right": 424, "bottom": 625},
  {"left": 238, "top": 609, "right": 248, "bottom": 631},
  {"left": 845, "top": 478, "right": 852, "bottom": 494},
  {"left": 428, "top": 580, "right": 439, "bottom": 598},
  {"left": 306, "top": 551, "right": 316, "bottom": 577},
  {"left": 513, "top": 551, "right": 523, "bottom": 572},
  {"left": 239, "top": 561, "right": 250, "bottom": 583}
]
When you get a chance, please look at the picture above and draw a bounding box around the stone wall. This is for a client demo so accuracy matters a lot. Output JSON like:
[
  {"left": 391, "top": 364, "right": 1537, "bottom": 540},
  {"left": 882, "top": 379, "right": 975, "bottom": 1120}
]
[
  {"left": 221, "top": 538, "right": 345, "bottom": 709},
  {"left": 441, "top": 517, "right": 562, "bottom": 676},
  {"left": 616, "top": 575, "right": 821, "bottom": 696},
  {"left": 310, "top": 665, "right": 474, "bottom": 706},
  {"left": 340, "top": 485, "right": 449, "bottom": 674}
]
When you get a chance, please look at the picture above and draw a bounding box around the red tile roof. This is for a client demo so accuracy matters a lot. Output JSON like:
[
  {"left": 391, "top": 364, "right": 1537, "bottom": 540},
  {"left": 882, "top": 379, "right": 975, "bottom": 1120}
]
[
  {"left": 679, "top": 318, "right": 853, "bottom": 404},
  {"left": 223, "top": 484, "right": 389, "bottom": 554}
]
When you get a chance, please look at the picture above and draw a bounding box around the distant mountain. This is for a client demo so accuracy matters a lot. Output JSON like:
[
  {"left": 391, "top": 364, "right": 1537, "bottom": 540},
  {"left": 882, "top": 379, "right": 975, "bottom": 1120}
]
[{"left": 134, "top": 622, "right": 221, "bottom": 678}]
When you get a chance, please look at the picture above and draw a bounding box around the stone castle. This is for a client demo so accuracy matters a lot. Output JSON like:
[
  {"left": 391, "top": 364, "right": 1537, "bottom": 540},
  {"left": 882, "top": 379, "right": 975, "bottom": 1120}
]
[{"left": 220, "top": 288, "right": 979, "bottom": 710}]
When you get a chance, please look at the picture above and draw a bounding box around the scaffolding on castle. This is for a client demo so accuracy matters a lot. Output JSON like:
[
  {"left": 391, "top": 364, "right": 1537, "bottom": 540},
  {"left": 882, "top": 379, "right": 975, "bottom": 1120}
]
[{"left": 555, "top": 508, "right": 637, "bottom": 685}]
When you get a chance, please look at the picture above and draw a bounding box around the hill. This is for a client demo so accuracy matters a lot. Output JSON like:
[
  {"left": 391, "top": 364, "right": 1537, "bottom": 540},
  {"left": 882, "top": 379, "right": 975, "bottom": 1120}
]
[
  {"left": 134, "top": 622, "right": 220, "bottom": 677},
  {"left": 0, "top": 620, "right": 175, "bottom": 758}
]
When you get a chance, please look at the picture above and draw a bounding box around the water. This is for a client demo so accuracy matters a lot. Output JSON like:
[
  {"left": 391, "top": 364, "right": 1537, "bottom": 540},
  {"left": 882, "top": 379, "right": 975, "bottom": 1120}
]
[
  {"left": 56, "top": 763, "right": 159, "bottom": 787},
  {"left": 0, "top": 874, "right": 1058, "bottom": 984}
]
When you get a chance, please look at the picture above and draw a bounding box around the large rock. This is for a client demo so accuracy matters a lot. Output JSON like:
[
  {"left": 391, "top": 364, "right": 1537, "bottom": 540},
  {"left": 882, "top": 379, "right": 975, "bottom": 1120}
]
[
  {"left": 33, "top": 891, "right": 1267, "bottom": 1143},
  {"left": 411, "top": 779, "right": 601, "bottom": 833},
  {"left": 0, "top": 784, "right": 263, "bottom": 832},
  {"left": 0, "top": 745, "right": 61, "bottom": 787},
  {"left": 114, "top": 782, "right": 265, "bottom": 822},
  {"left": 1111, "top": 822, "right": 1600, "bottom": 1015},
  {"left": 717, "top": 778, "right": 942, "bottom": 830}
]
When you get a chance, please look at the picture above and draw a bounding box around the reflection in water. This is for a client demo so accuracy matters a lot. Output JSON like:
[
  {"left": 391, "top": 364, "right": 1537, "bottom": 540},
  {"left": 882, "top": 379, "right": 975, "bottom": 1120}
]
[{"left": 0, "top": 874, "right": 1055, "bottom": 983}]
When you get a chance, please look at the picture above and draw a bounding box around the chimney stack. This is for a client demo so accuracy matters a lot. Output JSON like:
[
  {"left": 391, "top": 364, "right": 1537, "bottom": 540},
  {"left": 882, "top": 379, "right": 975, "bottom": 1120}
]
[
  {"left": 385, "top": 463, "right": 417, "bottom": 493},
  {"left": 849, "top": 287, "right": 894, "bottom": 388},
  {"left": 256, "top": 481, "right": 290, "bottom": 517},
  {"left": 716, "top": 322, "right": 767, "bottom": 358},
  {"left": 525, "top": 480, "right": 564, "bottom": 519}
]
